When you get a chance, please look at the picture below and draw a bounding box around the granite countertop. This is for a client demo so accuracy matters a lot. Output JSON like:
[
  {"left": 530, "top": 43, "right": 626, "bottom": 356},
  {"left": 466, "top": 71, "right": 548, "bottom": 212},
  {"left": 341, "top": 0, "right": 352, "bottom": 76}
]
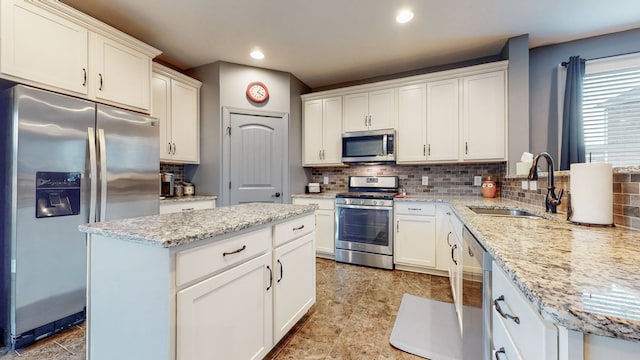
[
  {"left": 79, "top": 203, "right": 316, "bottom": 248},
  {"left": 398, "top": 195, "right": 640, "bottom": 342},
  {"left": 160, "top": 195, "right": 217, "bottom": 203}
]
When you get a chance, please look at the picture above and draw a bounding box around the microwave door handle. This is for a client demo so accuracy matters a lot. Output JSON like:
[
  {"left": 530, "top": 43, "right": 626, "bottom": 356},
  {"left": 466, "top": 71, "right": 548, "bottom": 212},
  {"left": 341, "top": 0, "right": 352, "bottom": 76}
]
[{"left": 382, "top": 134, "right": 388, "bottom": 156}]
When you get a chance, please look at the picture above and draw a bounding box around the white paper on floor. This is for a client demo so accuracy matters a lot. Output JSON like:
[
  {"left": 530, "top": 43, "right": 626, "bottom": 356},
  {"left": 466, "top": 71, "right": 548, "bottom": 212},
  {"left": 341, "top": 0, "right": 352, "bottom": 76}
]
[{"left": 390, "top": 293, "right": 477, "bottom": 360}]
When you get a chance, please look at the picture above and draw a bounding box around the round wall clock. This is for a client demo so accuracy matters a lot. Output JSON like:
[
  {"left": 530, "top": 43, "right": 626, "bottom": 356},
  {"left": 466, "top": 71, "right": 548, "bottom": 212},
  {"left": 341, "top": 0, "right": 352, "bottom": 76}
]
[{"left": 246, "top": 81, "right": 269, "bottom": 103}]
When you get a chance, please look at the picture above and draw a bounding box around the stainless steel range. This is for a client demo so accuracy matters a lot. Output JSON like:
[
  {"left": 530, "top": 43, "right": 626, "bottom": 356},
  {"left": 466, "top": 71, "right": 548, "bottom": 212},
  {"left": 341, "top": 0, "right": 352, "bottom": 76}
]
[{"left": 335, "top": 176, "right": 398, "bottom": 270}]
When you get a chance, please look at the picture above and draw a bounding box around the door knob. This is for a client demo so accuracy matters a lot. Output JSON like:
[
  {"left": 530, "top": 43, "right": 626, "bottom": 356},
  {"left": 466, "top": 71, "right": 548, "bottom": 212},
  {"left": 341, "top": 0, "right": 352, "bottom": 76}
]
[{"left": 272, "top": 192, "right": 281, "bottom": 198}]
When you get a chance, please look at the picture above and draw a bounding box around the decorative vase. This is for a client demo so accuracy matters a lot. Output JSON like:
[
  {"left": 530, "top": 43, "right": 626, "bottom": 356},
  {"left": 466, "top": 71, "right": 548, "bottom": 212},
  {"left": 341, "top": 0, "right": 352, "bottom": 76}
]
[{"left": 481, "top": 176, "right": 497, "bottom": 198}]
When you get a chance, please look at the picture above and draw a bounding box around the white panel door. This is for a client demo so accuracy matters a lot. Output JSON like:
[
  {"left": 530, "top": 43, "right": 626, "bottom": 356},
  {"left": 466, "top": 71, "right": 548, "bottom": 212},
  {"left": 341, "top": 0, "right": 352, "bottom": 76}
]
[
  {"left": 94, "top": 34, "right": 151, "bottom": 111},
  {"left": 176, "top": 253, "right": 273, "bottom": 360},
  {"left": 273, "top": 233, "right": 316, "bottom": 343},
  {"left": 394, "top": 215, "right": 436, "bottom": 268},
  {"left": 343, "top": 92, "right": 369, "bottom": 132},
  {"left": 427, "top": 78, "right": 460, "bottom": 161},
  {"left": 152, "top": 73, "right": 171, "bottom": 161},
  {"left": 322, "top": 96, "right": 343, "bottom": 164},
  {"left": 397, "top": 84, "right": 427, "bottom": 163},
  {"left": 303, "top": 99, "right": 324, "bottom": 165},
  {"left": 170, "top": 80, "right": 199, "bottom": 162},
  {"left": 368, "top": 88, "right": 396, "bottom": 130},
  {"left": 0, "top": 0, "right": 88, "bottom": 95},
  {"left": 462, "top": 71, "right": 506, "bottom": 160},
  {"left": 229, "top": 113, "right": 285, "bottom": 204}
]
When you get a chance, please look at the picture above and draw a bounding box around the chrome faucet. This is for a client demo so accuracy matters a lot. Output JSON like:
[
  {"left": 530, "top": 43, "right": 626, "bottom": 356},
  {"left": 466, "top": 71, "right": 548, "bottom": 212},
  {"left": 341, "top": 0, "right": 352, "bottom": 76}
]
[{"left": 528, "top": 152, "right": 564, "bottom": 213}]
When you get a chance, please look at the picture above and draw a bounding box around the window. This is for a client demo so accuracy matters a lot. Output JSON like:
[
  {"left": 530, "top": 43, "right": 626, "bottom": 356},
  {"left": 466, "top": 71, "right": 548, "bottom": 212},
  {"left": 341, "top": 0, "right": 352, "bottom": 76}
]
[{"left": 582, "top": 53, "right": 640, "bottom": 167}]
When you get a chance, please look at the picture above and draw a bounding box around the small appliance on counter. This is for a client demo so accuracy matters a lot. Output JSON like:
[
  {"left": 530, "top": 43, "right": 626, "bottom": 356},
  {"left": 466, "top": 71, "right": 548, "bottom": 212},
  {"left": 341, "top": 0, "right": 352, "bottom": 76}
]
[
  {"left": 306, "top": 182, "right": 321, "bottom": 193},
  {"left": 161, "top": 172, "right": 175, "bottom": 197},
  {"left": 183, "top": 182, "right": 195, "bottom": 195}
]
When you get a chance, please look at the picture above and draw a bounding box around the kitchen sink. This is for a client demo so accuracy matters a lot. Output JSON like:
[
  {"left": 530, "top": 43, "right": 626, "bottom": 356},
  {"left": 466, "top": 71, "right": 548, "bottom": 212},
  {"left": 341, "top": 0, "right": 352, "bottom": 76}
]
[{"left": 467, "top": 206, "right": 542, "bottom": 219}]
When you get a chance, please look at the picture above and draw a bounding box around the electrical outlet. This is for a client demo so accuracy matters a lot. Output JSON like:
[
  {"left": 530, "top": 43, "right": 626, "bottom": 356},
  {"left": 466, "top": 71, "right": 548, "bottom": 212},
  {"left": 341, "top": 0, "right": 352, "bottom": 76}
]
[
  {"left": 323, "top": 176, "right": 329, "bottom": 185},
  {"left": 422, "top": 176, "right": 429, "bottom": 186},
  {"left": 521, "top": 180, "right": 528, "bottom": 190},
  {"left": 473, "top": 176, "right": 482, "bottom": 186},
  {"left": 529, "top": 181, "right": 538, "bottom": 191}
]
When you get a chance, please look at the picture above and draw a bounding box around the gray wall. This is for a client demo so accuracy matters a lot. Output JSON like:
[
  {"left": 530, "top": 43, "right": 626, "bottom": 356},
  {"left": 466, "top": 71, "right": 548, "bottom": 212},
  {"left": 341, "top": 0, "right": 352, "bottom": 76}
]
[
  {"left": 529, "top": 28, "right": 640, "bottom": 166},
  {"left": 502, "top": 35, "right": 530, "bottom": 175},
  {"left": 186, "top": 61, "right": 308, "bottom": 204}
]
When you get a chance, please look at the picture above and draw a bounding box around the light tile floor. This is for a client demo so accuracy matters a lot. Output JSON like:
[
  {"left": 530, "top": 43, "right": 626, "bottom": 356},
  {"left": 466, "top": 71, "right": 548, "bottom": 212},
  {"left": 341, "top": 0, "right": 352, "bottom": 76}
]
[{"left": 0, "top": 258, "right": 462, "bottom": 359}]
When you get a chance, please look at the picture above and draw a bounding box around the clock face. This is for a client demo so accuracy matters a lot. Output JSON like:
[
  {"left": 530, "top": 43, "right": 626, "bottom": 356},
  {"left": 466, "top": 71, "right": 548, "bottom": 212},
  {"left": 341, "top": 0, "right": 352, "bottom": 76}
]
[{"left": 246, "top": 82, "right": 269, "bottom": 103}]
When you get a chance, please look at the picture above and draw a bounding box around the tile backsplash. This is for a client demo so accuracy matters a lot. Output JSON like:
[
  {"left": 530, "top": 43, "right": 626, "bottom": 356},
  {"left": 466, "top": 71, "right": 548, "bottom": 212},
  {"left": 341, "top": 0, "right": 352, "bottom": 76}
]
[
  {"left": 160, "top": 163, "right": 185, "bottom": 184},
  {"left": 310, "top": 162, "right": 507, "bottom": 197},
  {"left": 501, "top": 167, "right": 640, "bottom": 230}
]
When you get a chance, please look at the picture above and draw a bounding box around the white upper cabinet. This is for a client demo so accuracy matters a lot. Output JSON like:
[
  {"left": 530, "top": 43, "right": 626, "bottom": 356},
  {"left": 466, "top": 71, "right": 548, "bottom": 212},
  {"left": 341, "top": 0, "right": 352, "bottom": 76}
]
[
  {"left": 303, "top": 96, "right": 343, "bottom": 166},
  {"left": 462, "top": 71, "right": 506, "bottom": 161},
  {"left": 0, "top": 0, "right": 161, "bottom": 113},
  {"left": 343, "top": 88, "right": 396, "bottom": 132},
  {"left": 397, "top": 84, "right": 427, "bottom": 163},
  {"left": 0, "top": 0, "right": 89, "bottom": 95},
  {"left": 93, "top": 34, "right": 152, "bottom": 112},
  {"left": 427, "top": 79, "right": 460, "bottom": 162},
  {"left": 152, "top": 63, "right": 201, "bottom": 163}
]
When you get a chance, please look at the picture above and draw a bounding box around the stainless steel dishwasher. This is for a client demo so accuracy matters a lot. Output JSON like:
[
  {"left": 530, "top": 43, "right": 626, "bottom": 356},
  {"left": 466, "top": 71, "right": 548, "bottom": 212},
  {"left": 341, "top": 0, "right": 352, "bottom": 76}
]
[{"left": 462, "top": 226, "right": 493, "bottom": 360}]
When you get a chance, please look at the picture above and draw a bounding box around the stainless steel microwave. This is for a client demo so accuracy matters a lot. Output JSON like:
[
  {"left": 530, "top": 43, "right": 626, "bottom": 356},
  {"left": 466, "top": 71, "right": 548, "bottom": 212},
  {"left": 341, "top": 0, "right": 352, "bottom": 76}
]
[{"left": 341, "top": 129, "right": 395, "bottom": 163}]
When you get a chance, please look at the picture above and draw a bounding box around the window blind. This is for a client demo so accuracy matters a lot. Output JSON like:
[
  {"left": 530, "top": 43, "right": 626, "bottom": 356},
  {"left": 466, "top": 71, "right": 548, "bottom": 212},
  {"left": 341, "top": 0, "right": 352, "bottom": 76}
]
[{"left": 583, "top": 65, "right": 640, "bottom": 167}]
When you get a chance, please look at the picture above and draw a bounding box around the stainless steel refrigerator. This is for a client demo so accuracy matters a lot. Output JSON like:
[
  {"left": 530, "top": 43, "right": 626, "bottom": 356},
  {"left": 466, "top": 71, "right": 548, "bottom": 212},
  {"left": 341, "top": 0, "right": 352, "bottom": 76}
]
[{"left": 0, "top": 85, "right": 159, "bottom": 349}]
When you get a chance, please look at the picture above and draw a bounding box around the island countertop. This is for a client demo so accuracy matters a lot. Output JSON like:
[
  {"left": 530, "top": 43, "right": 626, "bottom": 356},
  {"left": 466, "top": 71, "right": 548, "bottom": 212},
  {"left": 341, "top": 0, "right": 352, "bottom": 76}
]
[{"left": 78, "top": 203, "right": 317, "bottom": 248}]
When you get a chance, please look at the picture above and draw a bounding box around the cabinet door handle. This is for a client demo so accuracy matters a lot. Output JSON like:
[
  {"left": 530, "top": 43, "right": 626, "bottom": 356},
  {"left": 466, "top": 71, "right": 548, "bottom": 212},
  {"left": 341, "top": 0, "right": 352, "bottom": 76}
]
[
  {"left": 447, "top": 232, "right": 452, "bottom": 246},
  {"left": 396, "top": 220, "right": 399, "bottom": 232},
  {"left": 82, "top": 68, "right": 87, "bottom": 87},
  {"left": 222, "top": 245, "right": 247, "bottom": 257},
  {"left": 364, "top": 115, "right": 368, "bottom": 126},
  {"left": 465, "top": 141, "right": 468, "bottom": 155},
  {"left": 266, "top": 265, "right": 273, "bottom": 291},
  {"left": 168, "top": 142, "right": 172, "bottom": 155},
  {"left": 451, "top": 244, "right": 458, "bottom": 265},
  {"left": 277, "top": 259, "right": 283, "bottom": 283},
  {"left": 495, "top": 347, "right": 506, "bottom": 360},
  {"left": 98, "top": 73, "right": 103, "bottom": 91},
  {"left": 428, "top": 144, "right": 431, "bottom": 156},
  {"left": 423, "top": 144, "right": 426, "bottom": 156},
  {"left": 172, "top": 142, "right": 176, "bottom": 155},
  {"left": 319, "top": 150, "right": 322, "bottom": 160},
  {"left": 494, "top": 295, "right": 520, "bottom": 324},
  {"left": 322, "top": 149, "right": 325, "bottom": 159},
  {"left": 292, "top": 224, "right": 305, "bottom": 231}
]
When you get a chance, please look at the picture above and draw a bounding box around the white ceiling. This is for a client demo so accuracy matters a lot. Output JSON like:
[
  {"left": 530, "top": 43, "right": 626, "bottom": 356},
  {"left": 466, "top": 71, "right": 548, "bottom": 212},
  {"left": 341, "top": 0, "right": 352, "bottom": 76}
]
[{"left": 61, "top": 0, "right": 640, "bottom": 89}]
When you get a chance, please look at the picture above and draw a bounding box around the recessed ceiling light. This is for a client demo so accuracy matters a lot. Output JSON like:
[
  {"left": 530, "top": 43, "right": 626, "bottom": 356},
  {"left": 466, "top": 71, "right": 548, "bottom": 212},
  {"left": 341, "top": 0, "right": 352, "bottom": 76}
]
[
  {"left": 250, "top": 50, "right": 265, "bottom": 60},
  {"left": 396, "top": 9, "right": 414, "bottom": 24}
]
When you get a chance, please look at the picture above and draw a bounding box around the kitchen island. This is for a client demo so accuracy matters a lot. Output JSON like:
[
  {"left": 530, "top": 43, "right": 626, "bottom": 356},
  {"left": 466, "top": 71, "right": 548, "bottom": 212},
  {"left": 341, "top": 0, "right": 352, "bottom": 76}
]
[{"left": 79, "top": 203, "right": 317, "bottom": 360}]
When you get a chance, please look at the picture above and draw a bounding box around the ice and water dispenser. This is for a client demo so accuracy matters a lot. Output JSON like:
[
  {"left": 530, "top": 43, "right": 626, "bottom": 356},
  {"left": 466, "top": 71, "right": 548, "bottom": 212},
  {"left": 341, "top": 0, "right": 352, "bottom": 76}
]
[{"left": 35, "top": 172, "right": 81, "bottom": 218}]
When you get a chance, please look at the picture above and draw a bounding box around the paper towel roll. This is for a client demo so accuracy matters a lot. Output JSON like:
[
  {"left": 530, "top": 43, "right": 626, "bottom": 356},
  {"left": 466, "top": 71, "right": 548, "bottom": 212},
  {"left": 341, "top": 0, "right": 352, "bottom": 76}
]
[{"left": 570, "top": 163, "right": 613, "bottom": 225}]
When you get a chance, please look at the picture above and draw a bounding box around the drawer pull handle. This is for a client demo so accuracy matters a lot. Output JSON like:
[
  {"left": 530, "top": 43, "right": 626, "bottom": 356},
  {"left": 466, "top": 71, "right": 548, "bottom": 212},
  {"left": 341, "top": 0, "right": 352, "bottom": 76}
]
[
  {"left": 266, "top": 265, "right": 273, "bottom": 291},
  {"left": 494, "top": 295, "right": 520, "bottom": 324},
  {"left": 408, "top": 208, "right": 422, "bottom": 211},
  {"left": 292, "top": 224, "right": 305, "bottom": 231},
  {"left": 277, "top": 259, "right": 283, "bottom": 283},
  {"left": 222, "top": 245, "right": 246, "bottom": 257},
  {"left": 495, "top": 347, "right": 506, "bottom": 360},
  {"left": 181, "top": 207, "right": 195, "bottom": 211},
  {"left": 309, "top": 203, "right": 319, "bottom": 206}
]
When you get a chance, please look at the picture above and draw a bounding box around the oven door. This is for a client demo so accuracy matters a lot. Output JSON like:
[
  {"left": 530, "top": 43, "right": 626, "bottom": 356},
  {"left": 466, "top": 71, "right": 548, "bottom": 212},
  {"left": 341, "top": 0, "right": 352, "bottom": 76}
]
[{"left": 335, "top": 203, "right": 393, "bottom": 255}]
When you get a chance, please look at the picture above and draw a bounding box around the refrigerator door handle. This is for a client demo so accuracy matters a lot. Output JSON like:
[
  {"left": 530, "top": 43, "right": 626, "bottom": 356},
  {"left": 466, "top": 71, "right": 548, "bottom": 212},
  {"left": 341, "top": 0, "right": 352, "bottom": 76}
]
[
  {"left": 98, "top": 128, "right": 108, "bottom": 222},
  {"left": 88, "top": 128, "right": 97, "bottom": 223}
]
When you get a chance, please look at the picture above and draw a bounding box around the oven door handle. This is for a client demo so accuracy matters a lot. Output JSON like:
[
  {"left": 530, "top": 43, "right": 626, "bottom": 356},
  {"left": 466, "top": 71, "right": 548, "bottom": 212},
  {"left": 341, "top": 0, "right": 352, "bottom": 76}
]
[{"left": 336, "top": 204, "right": 393, "bottom": 211}]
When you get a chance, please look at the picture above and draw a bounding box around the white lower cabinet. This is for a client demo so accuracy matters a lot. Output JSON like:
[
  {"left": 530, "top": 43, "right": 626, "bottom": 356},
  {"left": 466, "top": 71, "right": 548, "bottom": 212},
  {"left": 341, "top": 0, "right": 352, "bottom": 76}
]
[
  {"left": 492, "top": 261, "right": 557, "bottom": 360},
  {"left": 273, "top": 232, "right": 316, "bottom": 343},
  {"left": 176, "top": 252, "right": 273, "bottom": 360},
  {"left": 292, "top": 197, "right": 335, "bottom": 258},
  {"left": 393, "top": 202, "right": 437, "bottom": 271},
  {"left": 448, "top": 221, "right": 463, "bottom": 333}
]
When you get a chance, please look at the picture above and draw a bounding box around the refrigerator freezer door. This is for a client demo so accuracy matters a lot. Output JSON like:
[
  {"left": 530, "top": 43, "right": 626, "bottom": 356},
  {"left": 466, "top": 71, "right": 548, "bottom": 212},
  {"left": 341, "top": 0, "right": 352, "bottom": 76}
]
[
  {"left": 96, "top": 105, "right": 159, "bottom": 221},
  {"left": 9, "top": 86, "right": 94, "bottom": 337}
]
